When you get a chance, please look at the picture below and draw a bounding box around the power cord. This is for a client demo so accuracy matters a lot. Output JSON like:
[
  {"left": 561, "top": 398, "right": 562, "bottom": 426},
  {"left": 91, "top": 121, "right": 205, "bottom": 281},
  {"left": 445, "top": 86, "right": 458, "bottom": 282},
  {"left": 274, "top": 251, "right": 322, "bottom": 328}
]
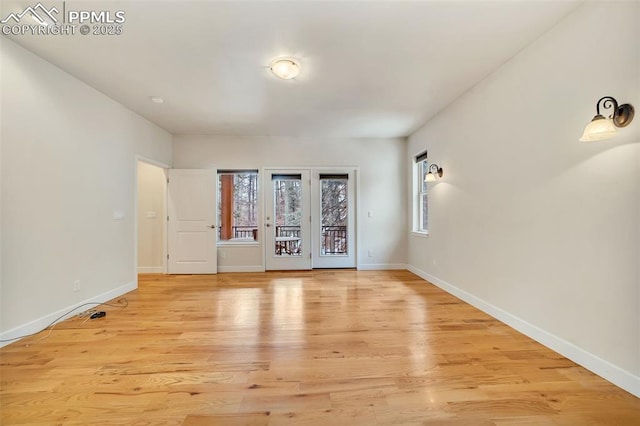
[{"left": 0, "top": 298, "right": 128, "bottom": 344}]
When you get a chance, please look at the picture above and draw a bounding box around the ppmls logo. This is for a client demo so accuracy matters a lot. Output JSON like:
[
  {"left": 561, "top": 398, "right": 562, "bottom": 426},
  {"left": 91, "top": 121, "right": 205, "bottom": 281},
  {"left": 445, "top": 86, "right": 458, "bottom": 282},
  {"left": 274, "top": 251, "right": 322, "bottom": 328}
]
[
  {"left": 1, "top": 3, "right": 58, "bottom": 26},
  {"left": 1, "top": 2, "right": 126, "bottom": 36}
]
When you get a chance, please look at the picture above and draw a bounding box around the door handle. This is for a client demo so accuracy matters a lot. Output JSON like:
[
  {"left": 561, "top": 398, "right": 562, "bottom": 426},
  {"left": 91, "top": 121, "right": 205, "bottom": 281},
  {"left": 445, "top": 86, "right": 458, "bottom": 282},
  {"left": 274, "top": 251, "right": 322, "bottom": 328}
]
[
  {"left": 265, "top": 223, "right": 271, "bottom": 227},
  {"left": 209, "top": 225, "right": 216, "bottom": 229}
]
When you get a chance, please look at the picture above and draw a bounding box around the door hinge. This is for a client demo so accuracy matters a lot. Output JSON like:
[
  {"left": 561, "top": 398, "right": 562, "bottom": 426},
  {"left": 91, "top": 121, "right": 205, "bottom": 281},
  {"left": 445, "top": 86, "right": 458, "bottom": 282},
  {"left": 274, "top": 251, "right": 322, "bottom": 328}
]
[
  {"left": 167, "top": 178, "right": 169, "bottom": 184},
  {"left": 167, "top": 254, "right": 170, "bottom": 260},
  {"left": 167, "top": 216, "right": 169, "bottom": 221}
]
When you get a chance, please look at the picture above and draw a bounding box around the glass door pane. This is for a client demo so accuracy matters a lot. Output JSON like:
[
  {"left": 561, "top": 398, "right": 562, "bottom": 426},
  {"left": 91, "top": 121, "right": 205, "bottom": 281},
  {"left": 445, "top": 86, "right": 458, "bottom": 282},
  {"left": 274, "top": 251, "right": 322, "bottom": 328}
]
[
  {"left": 273, "top": 175, "right": 302, "bottom": 257},
  {"left": 264, "top": 170, "right": 311, "bottom": 271},
  {"left": 320, "top": 176, "right": 348, "bottom": 256}
]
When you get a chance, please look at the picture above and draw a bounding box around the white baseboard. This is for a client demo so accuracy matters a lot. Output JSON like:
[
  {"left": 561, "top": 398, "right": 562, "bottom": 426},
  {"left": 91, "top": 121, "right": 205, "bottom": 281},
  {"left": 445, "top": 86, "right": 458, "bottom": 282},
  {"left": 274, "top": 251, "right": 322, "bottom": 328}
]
[
  {"left": 357, "top": 263, "right": 407, "bottom": 271},
  {"left": 138, "top": 266, "right": 163, "bottom": 273},
  {"left": 406, "top": 265, "right": 640, "bottom": 398},
  {"left": 0, "top": 280, "right": 137, "bottom": 348},
  {"left": 218, "top": 265, "right": 265, "bottom": 273}
]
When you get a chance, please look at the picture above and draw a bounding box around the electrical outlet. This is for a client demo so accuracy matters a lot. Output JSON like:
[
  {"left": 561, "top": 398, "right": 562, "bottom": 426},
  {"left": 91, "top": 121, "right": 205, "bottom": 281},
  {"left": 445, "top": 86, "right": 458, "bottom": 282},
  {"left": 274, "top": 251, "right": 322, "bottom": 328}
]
[
  {"left": 367, "top": 249, "right": 374, "bottom": 258},
  {"left": 73, "top": 280, "right": 80, "bottom": 292},
  {"left": 221, "top": 250, "right": 226, "bottom": 259}
]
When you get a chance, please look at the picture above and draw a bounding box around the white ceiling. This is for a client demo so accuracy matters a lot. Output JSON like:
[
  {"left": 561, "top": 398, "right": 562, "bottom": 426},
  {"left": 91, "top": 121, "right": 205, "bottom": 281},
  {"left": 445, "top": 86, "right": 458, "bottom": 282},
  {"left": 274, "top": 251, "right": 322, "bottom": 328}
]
[{"left": 2, "top": 0, "right": 581, "bottom": 137}]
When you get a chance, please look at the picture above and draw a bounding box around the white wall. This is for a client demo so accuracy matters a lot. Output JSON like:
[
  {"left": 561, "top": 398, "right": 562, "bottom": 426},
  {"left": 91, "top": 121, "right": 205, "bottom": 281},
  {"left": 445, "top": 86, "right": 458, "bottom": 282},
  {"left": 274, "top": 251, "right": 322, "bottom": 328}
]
[
  {"left": 137, "top": 161, "right": 166, "bottom": 273},
  {"left": 0, "top": 73, "right": 3, "bottom": 333},
  {"left": 407, "top": 2, "right": 639, "bottom": 396},
  {"left": 173, "top": 135, "right": 407, "bottom": 271},
  {"left": 1, "top": 39, "right": 172, "bottom": 341}
]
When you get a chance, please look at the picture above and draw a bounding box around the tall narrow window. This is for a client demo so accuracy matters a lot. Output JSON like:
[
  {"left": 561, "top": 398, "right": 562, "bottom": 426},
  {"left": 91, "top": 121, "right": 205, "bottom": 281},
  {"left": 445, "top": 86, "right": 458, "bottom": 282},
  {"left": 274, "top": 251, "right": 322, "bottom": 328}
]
[
  {"left": 415, "top": 151, "right": 428, "bottom": 233},
  {"left": 218, "top": 170, "right": 259, "bottom": 241}
]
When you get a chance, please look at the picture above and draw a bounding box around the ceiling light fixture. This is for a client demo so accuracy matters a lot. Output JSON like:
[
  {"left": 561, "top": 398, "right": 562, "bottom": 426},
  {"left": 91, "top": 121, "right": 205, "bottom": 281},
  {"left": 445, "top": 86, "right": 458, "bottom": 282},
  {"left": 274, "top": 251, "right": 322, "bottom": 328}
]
[
  {"left": 425, "top": 164, "right": 443, "bottom": 183},
  {"left": 579, "top": 96, "right": 634, "bottom": 142},
  {"left": 270, "top": 57, "right": 301, "bottom": 80},
  {"left": 150, "top": 96, "right": 164, "bottom": 104}
]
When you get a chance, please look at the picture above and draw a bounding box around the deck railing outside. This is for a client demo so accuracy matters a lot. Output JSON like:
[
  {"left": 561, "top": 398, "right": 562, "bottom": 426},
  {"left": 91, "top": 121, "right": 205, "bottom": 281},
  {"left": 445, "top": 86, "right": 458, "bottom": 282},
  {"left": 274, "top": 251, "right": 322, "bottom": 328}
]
[
  {"left": 219, "top": 226, "right": 258, "bottom": 240},
  {"left": 321, "top": 225, "right": 347, "bottom": 255},
  {"left": 275, "top": 226, "right": 301, "bottom": 238},
  {"left": 275, "top": 225, "right": 347, "bottom": 255},
  {"left": 219, "top": 225, "right": 347, "bottom": 254}
]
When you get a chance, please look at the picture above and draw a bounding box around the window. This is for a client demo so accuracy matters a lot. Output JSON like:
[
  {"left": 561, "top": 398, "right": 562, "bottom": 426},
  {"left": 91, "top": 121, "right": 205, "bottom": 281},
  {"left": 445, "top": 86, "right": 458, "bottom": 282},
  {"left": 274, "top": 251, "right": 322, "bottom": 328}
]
[
  {"left": 218, "top": 170, "right": 258, "bottom": 242},
  {"left": 414, "top": 151, "right": 428, "bottom": 233}
]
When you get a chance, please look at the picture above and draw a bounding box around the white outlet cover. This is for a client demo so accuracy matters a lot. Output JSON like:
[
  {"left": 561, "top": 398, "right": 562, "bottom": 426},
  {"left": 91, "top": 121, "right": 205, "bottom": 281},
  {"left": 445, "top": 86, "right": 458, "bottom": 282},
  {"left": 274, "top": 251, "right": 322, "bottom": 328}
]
[
  {"left": 114, "top": 211, "right": 125, "bottom": 220},
  {"left": 146, "top": 211, "right": 157, "bottom": 218}
]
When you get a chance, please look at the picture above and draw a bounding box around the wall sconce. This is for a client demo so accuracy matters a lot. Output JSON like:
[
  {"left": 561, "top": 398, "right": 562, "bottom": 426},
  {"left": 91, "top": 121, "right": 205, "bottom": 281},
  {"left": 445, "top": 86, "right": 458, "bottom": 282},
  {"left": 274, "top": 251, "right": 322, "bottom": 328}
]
[
  {"left": 579, "top": 96, "right": 634, "bottom": 142},
  {"left": 425, "top": 164, "right": 443, "bottom": 182}
]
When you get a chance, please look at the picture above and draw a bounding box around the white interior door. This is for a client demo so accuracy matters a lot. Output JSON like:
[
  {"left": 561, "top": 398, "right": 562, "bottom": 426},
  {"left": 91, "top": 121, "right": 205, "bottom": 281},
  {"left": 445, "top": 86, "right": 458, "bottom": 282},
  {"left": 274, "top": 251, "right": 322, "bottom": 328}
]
[
  {"left": 167, "top": 169, "right": 217, "bottom": 274},
  {"left": 311, "top": 169, "right": 356, "bottom": 268},
  {"left": 264, "top": 169, "right": 311, "bottom": 270}
]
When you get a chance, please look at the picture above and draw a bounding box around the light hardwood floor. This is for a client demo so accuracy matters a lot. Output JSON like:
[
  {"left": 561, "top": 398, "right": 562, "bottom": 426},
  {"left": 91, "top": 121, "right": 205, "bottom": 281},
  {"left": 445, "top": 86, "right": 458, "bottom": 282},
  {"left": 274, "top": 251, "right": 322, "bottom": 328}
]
[{"left": 1, "top": 270, "right": 639, "bottom": 425}]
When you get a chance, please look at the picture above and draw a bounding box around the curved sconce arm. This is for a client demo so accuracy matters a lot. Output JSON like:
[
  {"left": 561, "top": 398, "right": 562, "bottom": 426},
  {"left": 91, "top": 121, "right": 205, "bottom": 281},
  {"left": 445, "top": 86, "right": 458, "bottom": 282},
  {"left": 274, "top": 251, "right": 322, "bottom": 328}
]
[{"left": 595, "top": 96, "right": 618, "bottom": 118}]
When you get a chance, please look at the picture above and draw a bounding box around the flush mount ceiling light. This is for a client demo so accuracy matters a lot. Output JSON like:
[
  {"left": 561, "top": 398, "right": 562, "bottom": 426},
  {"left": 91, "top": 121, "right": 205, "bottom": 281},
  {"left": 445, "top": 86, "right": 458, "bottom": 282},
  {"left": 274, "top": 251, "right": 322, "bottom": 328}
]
[
  {"left": 425, "top": 164, "right": 443, "bottom": 183},
  {"left": 150, "top": 96, "right": 164, "bottom": 104},
  {"left": 270, "top": 57, "right": 301, "bottom": 80},
  {"left": 579, "top": 96, "right": 634, "bottom": 142}
]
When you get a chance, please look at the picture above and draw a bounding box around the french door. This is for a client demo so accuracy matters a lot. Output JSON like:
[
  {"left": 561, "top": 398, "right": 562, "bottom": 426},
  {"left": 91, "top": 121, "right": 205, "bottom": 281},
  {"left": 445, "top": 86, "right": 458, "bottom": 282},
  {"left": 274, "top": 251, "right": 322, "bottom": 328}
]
[
  {"left": 264, "top": 170, "right": 311, "bottom": 270},
  {"left": 264, "top": 168, "right": 356, "bottom": 270},
  {"left": 311, "top": 170, "right": 356, "bottom": 268}
]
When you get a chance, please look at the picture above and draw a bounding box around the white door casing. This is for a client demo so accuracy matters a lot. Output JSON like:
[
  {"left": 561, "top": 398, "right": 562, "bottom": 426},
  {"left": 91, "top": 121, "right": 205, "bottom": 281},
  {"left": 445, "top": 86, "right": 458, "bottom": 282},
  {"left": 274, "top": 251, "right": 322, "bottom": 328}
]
[{"left": 167, "top": 169, "right": 217, "bottom": 274}]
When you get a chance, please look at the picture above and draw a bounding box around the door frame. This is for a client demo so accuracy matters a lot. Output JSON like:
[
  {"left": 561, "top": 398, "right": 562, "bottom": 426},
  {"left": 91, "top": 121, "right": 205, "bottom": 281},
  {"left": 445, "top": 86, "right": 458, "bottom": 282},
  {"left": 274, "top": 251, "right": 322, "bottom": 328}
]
[{"left": 134, "top": 155, "right": 170, "bottom": 281}]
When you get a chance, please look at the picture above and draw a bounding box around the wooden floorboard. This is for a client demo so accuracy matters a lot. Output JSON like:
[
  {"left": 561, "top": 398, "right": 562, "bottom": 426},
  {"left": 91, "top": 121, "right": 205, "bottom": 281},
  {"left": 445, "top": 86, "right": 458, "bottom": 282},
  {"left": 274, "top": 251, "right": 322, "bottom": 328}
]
[{"left": 1, "top": 270, "right": 639, "bottom": 425}]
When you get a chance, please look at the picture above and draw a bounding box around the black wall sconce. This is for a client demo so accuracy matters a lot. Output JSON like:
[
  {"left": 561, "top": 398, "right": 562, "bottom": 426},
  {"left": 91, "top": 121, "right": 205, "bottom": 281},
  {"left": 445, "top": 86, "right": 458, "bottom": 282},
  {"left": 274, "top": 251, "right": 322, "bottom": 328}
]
[
  {"left": 579, "top": 96, "right": 634, "bottom": 142},
  {"left": 424, "top": 164, "right": 443, "bottom": 182}
]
